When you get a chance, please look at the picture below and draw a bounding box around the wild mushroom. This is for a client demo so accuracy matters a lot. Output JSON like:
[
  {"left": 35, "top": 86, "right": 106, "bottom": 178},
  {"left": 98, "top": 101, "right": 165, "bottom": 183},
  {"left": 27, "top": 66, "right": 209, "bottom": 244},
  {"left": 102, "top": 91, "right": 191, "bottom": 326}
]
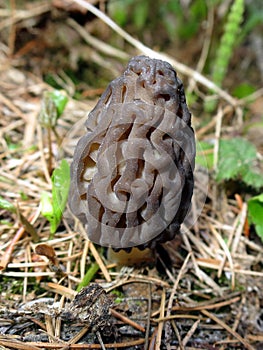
[{"left": 69, "top": 55, "right": 195, "bottom": 264}]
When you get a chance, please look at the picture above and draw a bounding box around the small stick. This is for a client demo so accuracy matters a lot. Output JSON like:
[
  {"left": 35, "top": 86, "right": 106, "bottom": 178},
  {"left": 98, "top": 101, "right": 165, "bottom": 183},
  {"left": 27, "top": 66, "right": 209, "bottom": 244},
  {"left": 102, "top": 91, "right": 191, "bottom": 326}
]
[
  {"left": 182, "top": 319, "right": 200, "bottom": 347},
  {"left": 96, "top": 331, "right": 106, "bottom": 350},
  {"left": 110, "top": 308, "right": 145, "bottom": 333},
  {"left": 79, "top": 225, "right": 111, "bottom": 282},
  {"left": 155, "top": 288, "right": 166, "bottom": 350},
  {"left": 0, "top": 211, "right": 38, "bottom": 270},
  {"left": 209, "top": 224, "right": 235, "bottom": 290},
  {"left": 47, "top": 127, "right": 53, "bottom": 175},
  {"left": 235, "top": 194, "right": 250, "bottom": 237},
  {"left": 45, "top": 314, "right": 54, "bottom": 343},
  {"left": 148, "top": 327, "right": 158, "bottom": 350},
  {"left": 144, "top": 283, "right": 152, "bottom": 350},
  {"left": 171, "top": 320, "right": 184, "bottom": 350},
  {"left": 89, "top": 241, "right": 111, "bottom": 282},
  {"left": 17, "top": 338, "right": 146, "bottom": 348},
  {"left": 152, "top": 295, "right": 241, "bottom": 322},
  {"left": 231, "top": 202, "right": 248, "bottom": 255},
  {"left": 60, "top": 325, "right": 90, "bottom": 350},
  {"left": 80, "top": 240, "right": 90, "bottom": 279}
]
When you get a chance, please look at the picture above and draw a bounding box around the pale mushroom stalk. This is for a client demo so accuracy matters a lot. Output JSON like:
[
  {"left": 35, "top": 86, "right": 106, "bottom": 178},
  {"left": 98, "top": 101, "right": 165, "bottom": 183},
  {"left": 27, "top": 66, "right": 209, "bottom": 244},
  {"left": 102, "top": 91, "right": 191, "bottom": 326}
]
[{"left": 69, "top": 56, "right": 195, "bottom": 266}]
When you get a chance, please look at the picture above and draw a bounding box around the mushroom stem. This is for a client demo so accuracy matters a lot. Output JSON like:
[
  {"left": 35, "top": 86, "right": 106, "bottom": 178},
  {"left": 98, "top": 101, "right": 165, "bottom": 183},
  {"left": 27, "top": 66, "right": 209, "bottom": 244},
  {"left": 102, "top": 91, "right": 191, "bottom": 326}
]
[{"left": 107, "top": 247, "right": 155, "bottom": 267}]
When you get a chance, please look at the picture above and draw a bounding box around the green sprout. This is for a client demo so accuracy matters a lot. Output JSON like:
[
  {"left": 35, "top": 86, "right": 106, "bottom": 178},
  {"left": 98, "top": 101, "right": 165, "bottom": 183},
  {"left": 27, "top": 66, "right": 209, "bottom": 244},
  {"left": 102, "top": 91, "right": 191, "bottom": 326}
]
[
  {"left": 248, "top": 194, "right": 263, "bottom": 243},
  {"left": 38, "top": 89, "right": 69, "bottom": 174},
  {"left": 41, "top": 159, "right": 70, "bottom": 236}
]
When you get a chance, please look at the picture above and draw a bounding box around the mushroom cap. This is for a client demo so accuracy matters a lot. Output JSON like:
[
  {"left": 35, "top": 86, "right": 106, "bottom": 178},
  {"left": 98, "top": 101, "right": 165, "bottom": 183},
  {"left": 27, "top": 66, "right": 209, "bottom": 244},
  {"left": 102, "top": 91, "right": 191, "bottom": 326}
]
[{"left": 69, "top": 56, "right": 195, "bottom": 250}]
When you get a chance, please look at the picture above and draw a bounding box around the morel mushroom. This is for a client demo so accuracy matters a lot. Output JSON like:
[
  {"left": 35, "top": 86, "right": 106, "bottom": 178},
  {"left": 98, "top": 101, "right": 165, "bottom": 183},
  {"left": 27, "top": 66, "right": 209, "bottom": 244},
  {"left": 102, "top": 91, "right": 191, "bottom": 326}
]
[{"left": 69, "top": 55, "right": 195, "bottom": 251}]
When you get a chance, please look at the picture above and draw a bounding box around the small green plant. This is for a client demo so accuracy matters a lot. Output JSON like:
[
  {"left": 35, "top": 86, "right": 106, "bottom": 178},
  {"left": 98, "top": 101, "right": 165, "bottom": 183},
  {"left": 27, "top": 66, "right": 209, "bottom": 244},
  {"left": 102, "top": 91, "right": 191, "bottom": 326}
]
[
  {"left": 232, "top": 83, "right": 256, "bottom": 99},
  {"left": 41, "top": 159, "right": 70, "bottom": 236},
  {"left": 0, "top": 196, "right": 18, "bottom": 213},
  {"left": 76, "top": 263, "right": 100, "bottom": 292},
  {"left": 216, "top": 138, "right": 263, "bottom": 190},
  {"left": 248, "top": 194, "right": 263, "bottom": 243},
  {"left": 206, "top": 0, "right": 245, "bottom": 111},
  {"left": 39, "top": 90, "right": 68, "bottom": 130},
  {"left": 212, "top": 0, "right": 245, "bottom": 87},
  {"left": 39, "top": 89, "right": 69, "bottom": 173}
]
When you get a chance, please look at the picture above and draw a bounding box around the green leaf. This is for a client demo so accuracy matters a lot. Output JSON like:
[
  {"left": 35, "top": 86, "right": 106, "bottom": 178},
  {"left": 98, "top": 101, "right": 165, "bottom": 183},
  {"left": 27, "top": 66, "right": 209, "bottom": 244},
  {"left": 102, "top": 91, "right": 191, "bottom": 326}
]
[
  {"left": 0, "top": 196, "right": 16, "bottom": 213},
  {"left": 41, "top": 159, "right": 70, "bottom": 234},
  {"left": 41, "top": 191, "right": 56, "bottom": 232},
  {"left": 50, "top": 90, "right": 69, "bottom": 118},
  {"left": 52, "top": 159, "right": 70, "bottom": 218},
  {"left": 216, "top": 138, "right": 259, "bottom": 184},
  {"left": 232, "top": 83, "right": 256, "bottom": 99},
  {"left": 76, "top": 263, "right": 99, "bottom": 292},
  {"left": 248, "top": 193, "right": 263, "bottom": 242},
  {"left": 20, "top": 191, "right": 29, "bottom": 201},
  {"left": 242, "top": 171, "right": 263, "bottom": 190}
]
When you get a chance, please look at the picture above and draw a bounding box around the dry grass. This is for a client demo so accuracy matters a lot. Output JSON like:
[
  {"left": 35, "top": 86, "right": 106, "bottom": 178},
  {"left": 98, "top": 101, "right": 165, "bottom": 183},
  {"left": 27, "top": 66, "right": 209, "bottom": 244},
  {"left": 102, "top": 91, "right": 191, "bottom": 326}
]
[{"left": 0, "top": 1, "right": 263, "bottom": 349}]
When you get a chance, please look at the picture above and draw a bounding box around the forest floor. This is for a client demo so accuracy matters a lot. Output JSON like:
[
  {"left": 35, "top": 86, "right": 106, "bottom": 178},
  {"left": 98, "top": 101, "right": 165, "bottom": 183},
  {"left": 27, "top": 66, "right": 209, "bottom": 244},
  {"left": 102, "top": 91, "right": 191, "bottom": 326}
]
[{"left": 0, "top": 1, "right": 263, "bottom": 349}]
